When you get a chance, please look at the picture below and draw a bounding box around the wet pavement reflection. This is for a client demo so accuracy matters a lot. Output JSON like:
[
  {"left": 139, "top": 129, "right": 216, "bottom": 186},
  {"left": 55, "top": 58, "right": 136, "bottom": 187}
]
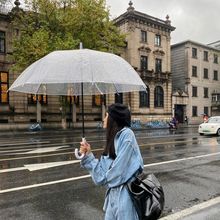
[{"left": 0, "top": 127, "right": 220, "bottom": 219}]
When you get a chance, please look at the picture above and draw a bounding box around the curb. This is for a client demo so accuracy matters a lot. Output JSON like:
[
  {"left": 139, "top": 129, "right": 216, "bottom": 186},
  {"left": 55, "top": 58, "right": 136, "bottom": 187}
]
[{"left": 160, "top": 196, "right": 220, "bottom": 220}]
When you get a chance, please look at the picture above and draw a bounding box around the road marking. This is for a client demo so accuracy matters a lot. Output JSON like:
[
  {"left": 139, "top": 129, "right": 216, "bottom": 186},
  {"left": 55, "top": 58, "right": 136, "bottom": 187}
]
[
  {"left": 0, "top": 151, "right": 220, "bottom": 193},
  {"left": 23, "top": 146, "right": 64, "bottom": 154},
  {"left": 0, "top": 151, "right": 74, "bottom": 162},
  {"left": 0, "top": 148, "right": 38, "bottom": 153},
  {"left": 160, "top": 196, "right": 220, "bottom": 220},
  {"left": 0, "top": 174, "right": 91, "bottom": 194},
  {"left": 0, "top": 160, "right": 80, "bottom": 173},
  {"left": 0, "top": 145, "right": 69, "bottom": 154},
  {"left": 144, "top": 151, "right": 220, "bottom": 167},
  {"left": 0, "top": 167, "right": 27, "bottom": 173},
  {"left": 0, "top": 137, "right": 217, "bottom": 161},
  {"left": 0, "top": 141, "right": 50, "bottom": 147},
  {"left": 0, "top": 134, "right": 199, "bottom": 151},
  {"left": 0, "top": 142, "right": 71, "bottom": 155},
  {"left": 24, "top": 160, "right": 80, "bottom": 171}
]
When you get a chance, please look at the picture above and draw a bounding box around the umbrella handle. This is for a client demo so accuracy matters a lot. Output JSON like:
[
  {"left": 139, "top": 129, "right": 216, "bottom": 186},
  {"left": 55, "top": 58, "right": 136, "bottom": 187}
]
[
  {"left": 74, "top": 137, "right": 86, "bottom": 159},
  {"left": 74, "top": 148, "right": 85, "bottom": 159}
]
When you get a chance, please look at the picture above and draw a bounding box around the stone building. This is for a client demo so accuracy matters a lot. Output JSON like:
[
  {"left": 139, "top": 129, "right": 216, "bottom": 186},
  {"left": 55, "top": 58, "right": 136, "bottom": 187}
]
[
  {"left": 171, "top": 40, "right": 220, "bottom": 124},
  {"left": 114, "top": 1, "right": 175, "bottom": 122},
  {"left": 0, "top": 1, "right": 175, "bottom": 129},
  {"left": 0, "top": 7, "right": 14, "bottom": 125}
]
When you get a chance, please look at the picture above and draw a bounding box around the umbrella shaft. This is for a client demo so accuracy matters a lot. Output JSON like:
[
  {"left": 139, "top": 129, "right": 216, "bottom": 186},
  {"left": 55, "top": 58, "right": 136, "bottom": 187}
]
[{"left": 81, "top": 82, "right": 85, "bottom": 137}]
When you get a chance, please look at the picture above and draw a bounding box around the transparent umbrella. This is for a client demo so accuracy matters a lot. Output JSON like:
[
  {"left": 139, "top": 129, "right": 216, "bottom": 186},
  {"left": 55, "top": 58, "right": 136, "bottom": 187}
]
[
  {"left": 9, "top": 49, "right": 147, "bottom": 158},
  {"left": 9, "top": 49, "right": 146, "bottom": 96}
]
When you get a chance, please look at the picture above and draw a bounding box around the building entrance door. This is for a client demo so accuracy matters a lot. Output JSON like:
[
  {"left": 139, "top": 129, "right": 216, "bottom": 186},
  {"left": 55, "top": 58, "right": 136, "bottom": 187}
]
[{"left": 175, "top": 105, "right": 185, "bottom": 123}]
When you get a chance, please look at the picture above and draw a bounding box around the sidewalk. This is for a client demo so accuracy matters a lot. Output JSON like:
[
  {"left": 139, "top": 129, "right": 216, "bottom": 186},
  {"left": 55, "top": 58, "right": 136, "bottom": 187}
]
[{"left": 160, "top": 196, "right": 220, "bottom": 220}]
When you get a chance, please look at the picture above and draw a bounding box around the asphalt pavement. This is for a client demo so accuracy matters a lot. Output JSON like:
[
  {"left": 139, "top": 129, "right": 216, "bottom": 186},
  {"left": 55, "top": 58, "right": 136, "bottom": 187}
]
[{"left": 1, "top": 125, "right": 219, "bottom": 219}]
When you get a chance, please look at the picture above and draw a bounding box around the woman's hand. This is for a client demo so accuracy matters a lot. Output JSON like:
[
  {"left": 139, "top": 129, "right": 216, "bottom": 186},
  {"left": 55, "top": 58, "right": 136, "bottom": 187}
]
[{"left": 80, "top": 141, "right": 91, "bottom": 155}]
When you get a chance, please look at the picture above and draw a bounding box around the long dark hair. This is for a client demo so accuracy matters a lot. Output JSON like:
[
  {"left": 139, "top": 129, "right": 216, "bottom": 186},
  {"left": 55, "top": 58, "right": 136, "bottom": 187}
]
[{"left": 102, "top": 115, "right": 123, "bottom": 160}]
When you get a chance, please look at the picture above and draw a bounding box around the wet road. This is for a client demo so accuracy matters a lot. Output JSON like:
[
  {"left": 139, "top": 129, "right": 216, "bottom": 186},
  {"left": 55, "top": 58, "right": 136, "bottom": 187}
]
[{"left": 0, "top": 127, "right": 220, "bottom": 219}]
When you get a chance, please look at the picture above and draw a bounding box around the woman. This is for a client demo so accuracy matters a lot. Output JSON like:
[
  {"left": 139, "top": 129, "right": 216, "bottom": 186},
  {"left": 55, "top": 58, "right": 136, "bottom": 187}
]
[{"left": 79, "top": 103, "right": 144, "bottom": 220}]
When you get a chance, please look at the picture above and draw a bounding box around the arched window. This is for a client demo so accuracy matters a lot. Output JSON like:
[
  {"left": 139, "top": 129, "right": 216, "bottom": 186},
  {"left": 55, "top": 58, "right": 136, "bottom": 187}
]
[
  {"left": 154, "top": 86, "right": 164, "bottom": 107},
  {"left": 139, "top": 87, "right": 150, "bottom": 107}
]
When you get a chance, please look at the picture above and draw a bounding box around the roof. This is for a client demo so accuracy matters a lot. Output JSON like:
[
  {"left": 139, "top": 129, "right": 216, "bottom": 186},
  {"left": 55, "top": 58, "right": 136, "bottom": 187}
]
[
  {"left": 171, "top": 40, "right": 220, "bottom": 52},
  {"left": 114, "top": 5, "right": 175, "bottom": 32},
  {"left": 207, "top": 40, "right": 220, "bottom": 49}
]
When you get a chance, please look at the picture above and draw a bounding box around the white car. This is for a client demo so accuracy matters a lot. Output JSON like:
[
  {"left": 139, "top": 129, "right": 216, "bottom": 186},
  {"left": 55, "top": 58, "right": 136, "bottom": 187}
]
[{"left": 198, "top": 116, "right": 220, "bottom": 136}]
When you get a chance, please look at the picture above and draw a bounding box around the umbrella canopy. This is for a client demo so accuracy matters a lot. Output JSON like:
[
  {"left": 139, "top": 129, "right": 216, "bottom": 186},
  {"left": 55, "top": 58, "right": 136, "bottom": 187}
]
[{"left": 9, "top": 49, "right": 146, "bottom": 96}]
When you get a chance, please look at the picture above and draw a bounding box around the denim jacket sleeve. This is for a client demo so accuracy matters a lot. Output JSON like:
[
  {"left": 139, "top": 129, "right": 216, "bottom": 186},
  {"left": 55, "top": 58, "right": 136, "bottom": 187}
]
[
  {"left": 80, "top": 152, "right": 112, "bottom": 186},
  {"left": 80, "top": 128, "right": 143, "bottom": 188}
]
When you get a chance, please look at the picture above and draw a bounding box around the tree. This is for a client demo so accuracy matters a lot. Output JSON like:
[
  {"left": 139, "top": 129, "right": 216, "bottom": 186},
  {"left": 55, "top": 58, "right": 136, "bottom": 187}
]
[{"left": 9, "top": 0, "right": 125, "bottom": 71}]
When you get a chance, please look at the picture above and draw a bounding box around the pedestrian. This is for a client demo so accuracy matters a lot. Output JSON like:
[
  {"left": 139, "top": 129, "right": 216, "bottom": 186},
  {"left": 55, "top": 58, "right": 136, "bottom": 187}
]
[
  {"left": 170, "top": 116, "right": 178, "bottom": 129},
  {"left": 79, "top": 103, "right": 144, "bottom": 220},
  {"left": 184, "top": 115, "right": 188, "bottom": 125},
  {"left": 203, "top": 114, "right": 208, "bottom": 123}
]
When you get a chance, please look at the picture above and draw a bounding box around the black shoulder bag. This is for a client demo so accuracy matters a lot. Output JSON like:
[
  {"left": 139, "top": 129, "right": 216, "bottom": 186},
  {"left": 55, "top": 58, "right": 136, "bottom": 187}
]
[{"left": 127, "top": 172, "right": 165, "bottom": 220}]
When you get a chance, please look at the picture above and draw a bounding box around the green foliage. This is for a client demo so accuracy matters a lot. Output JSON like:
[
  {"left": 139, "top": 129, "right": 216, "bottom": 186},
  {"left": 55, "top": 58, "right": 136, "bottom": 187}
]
[{"left": 9, "top": 0, "right": 125, "bottom": 71}]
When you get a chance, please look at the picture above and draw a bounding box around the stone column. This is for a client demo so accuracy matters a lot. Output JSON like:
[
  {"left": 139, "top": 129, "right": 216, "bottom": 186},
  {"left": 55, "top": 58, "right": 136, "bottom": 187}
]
[
  {"left": 36, "top": 100, "right": 41, "bottom": 122},
  {"left": 72, "top": 103, "right": 77, "bottom": 123}
]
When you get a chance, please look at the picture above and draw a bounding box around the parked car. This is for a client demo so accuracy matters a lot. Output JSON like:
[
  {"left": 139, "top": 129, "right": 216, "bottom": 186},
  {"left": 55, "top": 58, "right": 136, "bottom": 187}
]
[{"left": 198, "top": 116, "right": 220, "bottom": 136}]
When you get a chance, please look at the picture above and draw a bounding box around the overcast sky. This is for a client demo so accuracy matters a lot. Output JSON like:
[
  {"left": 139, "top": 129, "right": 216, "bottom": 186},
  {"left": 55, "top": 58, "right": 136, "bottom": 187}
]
[{"left": 106, "top": 0, "right": 220, "bottom": 45}]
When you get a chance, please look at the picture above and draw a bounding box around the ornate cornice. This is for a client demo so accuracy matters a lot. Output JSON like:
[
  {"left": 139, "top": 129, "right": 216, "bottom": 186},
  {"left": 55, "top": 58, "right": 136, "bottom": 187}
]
[
  {"left": 138, "top": 46, "right": 151, "bottom": 53},
  {"left": 115, "top": 11, "right": 175, "bottom": 33},
  {"left": 139, "top": 69, "right": 171, "bottom": 83},
  {"left": 153, "top": 49, "right": 165, "bottom": 56}
]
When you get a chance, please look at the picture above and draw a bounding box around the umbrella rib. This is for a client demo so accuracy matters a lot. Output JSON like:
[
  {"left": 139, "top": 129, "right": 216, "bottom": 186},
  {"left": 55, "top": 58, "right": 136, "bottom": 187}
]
[
  {"left": 113, "top": 83, "right": 119, "bottom": 94},
  {"left": 35, "top": 83, "right": 42, "bottom": 94},
  {"left": 95, "top": 83, "right": 103, "bottom": 95}
]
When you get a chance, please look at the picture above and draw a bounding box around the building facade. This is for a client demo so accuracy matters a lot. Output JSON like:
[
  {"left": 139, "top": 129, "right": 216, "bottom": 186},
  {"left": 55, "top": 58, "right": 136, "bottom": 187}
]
[
  {"left": 171, "top": 40, "right": 220, "bottom": 124},
  {"left": 0, "top": 2, "right": 175, "bottom": 129},
  {"left": 114, "top": 2, "right": 175, "bottom": 122}
]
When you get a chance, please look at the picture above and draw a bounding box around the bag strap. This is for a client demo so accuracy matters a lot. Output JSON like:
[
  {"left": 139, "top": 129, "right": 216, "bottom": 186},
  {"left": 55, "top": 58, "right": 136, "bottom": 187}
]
[{"left": 126, "top": 167, "right": 143, "bottom": 184}]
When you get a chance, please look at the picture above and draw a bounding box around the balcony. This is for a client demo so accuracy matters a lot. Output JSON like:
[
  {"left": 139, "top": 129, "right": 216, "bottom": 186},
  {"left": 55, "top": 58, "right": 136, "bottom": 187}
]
[
  {"left": 139, "top": 69, "right": 171, "bottom": 82},
  {"left": 211, "top": 93, "right": 220, "bottom": 107}
]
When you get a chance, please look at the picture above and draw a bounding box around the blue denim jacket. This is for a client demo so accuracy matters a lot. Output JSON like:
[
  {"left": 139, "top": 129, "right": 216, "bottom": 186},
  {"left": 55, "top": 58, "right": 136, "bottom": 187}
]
[{"left": 81, "top": 127, "right": 144, "bottom": 220}]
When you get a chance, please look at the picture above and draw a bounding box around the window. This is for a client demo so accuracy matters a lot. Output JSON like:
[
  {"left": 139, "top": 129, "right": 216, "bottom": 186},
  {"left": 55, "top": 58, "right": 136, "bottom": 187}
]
[
  {"left": 214, "top": 54, "right": 218, "bottom": 64},
  {"left": 155, "top": 34, "right": 161, "bottom": 46},
  {"left": 115, "top": 93, "right": 123, "bottom": 104},
  {"left": 92, "top": 95, "right": 106, "bottom": 106},
  {"left": 141, "top": 30, "right": 147, "bottom": 42},
  {"left": 204, "top": 107, "right": 209, "bottom": 116},
  {"left": 139, "top": 88, "right": 150, "bottom": 107},
  {"left": 204, "top": 87, "right": 208, "bottom": 98},
  {"left": 155, "top": 58, "right": 162, "bottom": 73},
  {"left": 28, "top": 94, "right": 47, "bottom": 104},
  {"left": 73, "top": 96, "right": 79, "bottom": 105},
  {"left": 0, "top": 72, "right": 8, "bottom": 103},
  {"left": 192, "top": 48, "right": 197, "bottom": 58},
  {"left": 203, "top": 51, "right": 208, "bottom": 61},
  {"left": 140, "top": 56, "right": 148, "bottom": 71},
  {"left": 214, "top": 70, "right": 218, "bottom": 80},
  {"left": 204, "top": 68, "right": 208, "bottom": 79},
  {"left": 62, "top": 96, "right": 78, "bottom": 105},
  {"left": 0, "top": 31, "right": 5, "bottom": 53},
  {"left": 67, "top": 96, "right": 73, "bottom": 104},
  {"left": 192, "top": 66, "right": 197, "bottom": 77},
  {"left": 192, "top": 106, "right": 197, "bottom": 117},
  {"left": 192, "top": 86, "right": 197, "bottom": 97},
  {"left": 92, "top": 95, "right": 101, "bottom": 106},
  {"left": 154, "top": 86, "right": 163, "bottom": 107}
]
